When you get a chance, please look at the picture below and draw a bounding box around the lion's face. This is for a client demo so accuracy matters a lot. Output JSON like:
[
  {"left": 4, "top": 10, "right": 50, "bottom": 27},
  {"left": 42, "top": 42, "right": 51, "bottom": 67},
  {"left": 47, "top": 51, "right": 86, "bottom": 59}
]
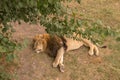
[{"left": 33, "top": 34, "right": 47, "bottom": 53}]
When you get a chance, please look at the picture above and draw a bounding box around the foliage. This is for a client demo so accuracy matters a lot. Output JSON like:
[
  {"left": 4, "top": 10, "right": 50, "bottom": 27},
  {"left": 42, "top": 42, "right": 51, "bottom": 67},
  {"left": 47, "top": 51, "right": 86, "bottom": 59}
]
[
  {"left": 0, "top": 34, "right": 16, "bottom": 53},
  {"left": 0, "top": 0, "right": 38, "bottom": 53},
  {"left": 38, "top": 0, "right": 117, "bottom": 45},
  {"left": 38, "top": 0, "right": 81, "bottom": 36},
  {"left": 116, "top": 37, "right": 120, "bottom": 42},
  {"left": 0, "top": 0, "right": 38, "bottom": 24}
]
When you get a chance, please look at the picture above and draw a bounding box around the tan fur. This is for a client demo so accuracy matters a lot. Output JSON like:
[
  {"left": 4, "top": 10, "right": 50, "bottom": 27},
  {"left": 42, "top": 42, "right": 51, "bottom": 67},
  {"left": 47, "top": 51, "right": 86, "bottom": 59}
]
[{"left": 33, "top": 33, "right": 99, "bottom": 72}]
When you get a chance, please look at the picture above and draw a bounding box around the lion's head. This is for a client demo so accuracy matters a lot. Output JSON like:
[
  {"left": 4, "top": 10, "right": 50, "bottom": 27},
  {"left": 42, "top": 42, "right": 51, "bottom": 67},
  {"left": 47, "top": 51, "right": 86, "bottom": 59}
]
[{"left": 33, "top": 34, "right": 48, "bottom": 53}]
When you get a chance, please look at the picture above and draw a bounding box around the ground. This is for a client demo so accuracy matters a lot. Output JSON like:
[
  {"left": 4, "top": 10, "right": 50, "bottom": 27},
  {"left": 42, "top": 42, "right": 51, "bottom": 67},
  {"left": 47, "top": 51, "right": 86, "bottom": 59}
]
[{"left": 12, "top": 0, "right": 120, "bottom": 80}]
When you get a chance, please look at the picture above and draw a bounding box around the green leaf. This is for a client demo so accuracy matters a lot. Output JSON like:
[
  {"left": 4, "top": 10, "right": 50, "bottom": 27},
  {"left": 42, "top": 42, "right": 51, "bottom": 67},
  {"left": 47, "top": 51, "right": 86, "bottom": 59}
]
[
  {"left": 18, "top": 2, "right": 23, "bottom": 8},
  {"left": 116, "top": 37, "right": 120, "bottom": 41},
  {"left": 70, "top": 18, "right": 75, "bottom": 24},
  {"left": 76, "top": 0, "right": 81, "bottom": 4},
  {"left": 2, "top": 38, "right": 9, "bottom": 43},
  {"left": 0, "top": 34, "right": 3, "bottom": 39},
  {"left": 48, "top": 0, "right": 53, "bottom": 4},
  {"left": 77, "top": 20, "right": 82, "bottom": 26},
  {"left": 0, "top": 46, "right": 7, "bottom": 53},
  {"left": 2, "top": 27, "right": 8, "bottom": 32},
  {"left": 43, "top": 4, "right": 48, "bottom": 8},
  {"left": 6, "top": 53, "right": 16, "bottom": 62}
]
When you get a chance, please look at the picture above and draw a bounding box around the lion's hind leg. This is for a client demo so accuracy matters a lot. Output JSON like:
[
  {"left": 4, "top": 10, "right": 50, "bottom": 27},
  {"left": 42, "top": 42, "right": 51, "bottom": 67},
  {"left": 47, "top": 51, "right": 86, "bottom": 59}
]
[
  {"left": 81, "top": 38, "right": 99, "bottom": 56},
  {"left": 88, "top": 45, "right": 99, "bottom": 56}
]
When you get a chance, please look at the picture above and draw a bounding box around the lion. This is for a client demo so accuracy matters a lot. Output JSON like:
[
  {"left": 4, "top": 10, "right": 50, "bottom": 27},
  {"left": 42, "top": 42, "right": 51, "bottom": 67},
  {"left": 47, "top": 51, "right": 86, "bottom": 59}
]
[{"left": 33, "top": 33, "right": 99, "bottom": 72}]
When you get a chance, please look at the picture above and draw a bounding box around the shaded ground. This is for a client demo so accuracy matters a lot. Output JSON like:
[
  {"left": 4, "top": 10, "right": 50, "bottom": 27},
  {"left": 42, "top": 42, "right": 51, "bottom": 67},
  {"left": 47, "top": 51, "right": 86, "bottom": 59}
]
[{"left": 12, "top": 0, "right": 120, "bottom": 80}]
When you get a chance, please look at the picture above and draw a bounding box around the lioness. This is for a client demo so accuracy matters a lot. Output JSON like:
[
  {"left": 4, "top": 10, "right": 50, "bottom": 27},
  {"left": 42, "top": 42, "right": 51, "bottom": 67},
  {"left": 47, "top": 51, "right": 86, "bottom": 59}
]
[{"left": 33, "top": 33, "right": 99, "bottom": 72}]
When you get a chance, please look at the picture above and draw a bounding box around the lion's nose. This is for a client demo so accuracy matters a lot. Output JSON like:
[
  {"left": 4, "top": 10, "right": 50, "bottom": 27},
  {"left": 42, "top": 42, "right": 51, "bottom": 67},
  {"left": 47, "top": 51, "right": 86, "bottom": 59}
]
[{"left": 38, "top": 49, "right": 42, "bottom": 51}]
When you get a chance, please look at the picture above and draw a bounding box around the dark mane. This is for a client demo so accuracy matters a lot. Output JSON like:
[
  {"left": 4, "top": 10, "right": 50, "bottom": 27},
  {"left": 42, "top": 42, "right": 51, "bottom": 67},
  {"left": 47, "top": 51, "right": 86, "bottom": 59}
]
[
  {"left": 60, "top": 36, "right": 68, "bottom": 51},
  {"left": 47, "top": 35, "right": 67, "bottom": 58}
]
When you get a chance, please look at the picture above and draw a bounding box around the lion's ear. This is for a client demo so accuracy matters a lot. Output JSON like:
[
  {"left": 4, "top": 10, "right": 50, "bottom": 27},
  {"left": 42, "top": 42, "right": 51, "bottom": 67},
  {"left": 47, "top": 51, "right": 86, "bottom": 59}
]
[
  {"left": 33, "top": 34, "right": 43, "bottom": 42},
  {"left": 42, "top": 34, "right": 49, "bottom": 39}
]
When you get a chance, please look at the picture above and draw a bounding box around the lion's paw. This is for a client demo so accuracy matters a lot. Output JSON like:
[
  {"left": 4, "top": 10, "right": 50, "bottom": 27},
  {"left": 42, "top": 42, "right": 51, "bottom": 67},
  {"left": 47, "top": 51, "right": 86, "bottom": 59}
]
[
  {"left": 52, "top": 62, "right": 58, "bottom": 68},
  {"left": 59, "top": 64, "right": 65, "bottom": 72},
  {"left": 95, "top": 52, "right": 99, "bottom": 56},
  {"left": 88, "top": 50, "right": 94, "bottom": 56}
]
